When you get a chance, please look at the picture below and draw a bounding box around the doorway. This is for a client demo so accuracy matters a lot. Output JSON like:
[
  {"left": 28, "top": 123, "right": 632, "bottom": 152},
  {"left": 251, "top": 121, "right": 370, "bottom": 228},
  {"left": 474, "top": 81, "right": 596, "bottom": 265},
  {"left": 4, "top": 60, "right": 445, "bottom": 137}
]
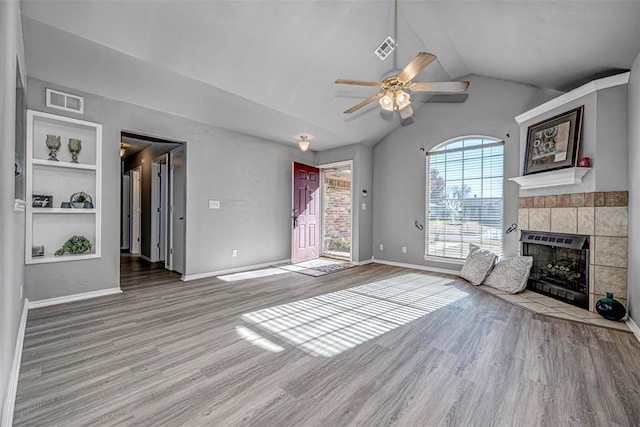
[
  {"left": 291, "top": 161, "right": 353, "bottom": 264},
  {"left": 320, "top": 162, "right": 352, "bottom": 261},
  {"left": 120, "top": 132, "right": 186, "bottom": 279}
]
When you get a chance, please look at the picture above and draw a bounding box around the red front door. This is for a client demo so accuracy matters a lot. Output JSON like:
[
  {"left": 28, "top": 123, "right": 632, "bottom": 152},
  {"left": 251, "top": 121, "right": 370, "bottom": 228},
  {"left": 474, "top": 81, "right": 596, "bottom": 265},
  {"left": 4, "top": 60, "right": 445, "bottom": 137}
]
[{"left": 292, "top": 162, "right": 320, "bottom": 264}]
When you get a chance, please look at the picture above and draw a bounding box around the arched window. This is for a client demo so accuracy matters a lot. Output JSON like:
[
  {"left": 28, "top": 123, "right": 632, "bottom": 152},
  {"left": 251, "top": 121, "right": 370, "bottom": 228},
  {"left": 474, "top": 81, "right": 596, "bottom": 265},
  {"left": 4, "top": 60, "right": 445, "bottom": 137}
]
[{"left": 425, "top": 136, "right": 504, "bottom": 260}]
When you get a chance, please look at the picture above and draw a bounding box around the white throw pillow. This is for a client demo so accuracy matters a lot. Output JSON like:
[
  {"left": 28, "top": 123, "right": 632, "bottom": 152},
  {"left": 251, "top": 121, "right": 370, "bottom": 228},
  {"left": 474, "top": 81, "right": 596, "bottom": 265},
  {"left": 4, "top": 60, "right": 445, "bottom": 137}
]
[
  {"left": 459, "top": 245, "right": 497, "bottom": 285},
  {"left": 483, "top": 256, "right": 534, "bottom": 294}
]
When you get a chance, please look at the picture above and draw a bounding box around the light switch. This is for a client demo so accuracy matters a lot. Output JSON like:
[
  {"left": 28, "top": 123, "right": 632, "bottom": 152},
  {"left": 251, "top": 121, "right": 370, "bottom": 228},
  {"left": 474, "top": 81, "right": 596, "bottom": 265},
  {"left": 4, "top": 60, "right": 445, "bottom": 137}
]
[{"left": 209, "top": 200, "right": 220, "bottom": 209}]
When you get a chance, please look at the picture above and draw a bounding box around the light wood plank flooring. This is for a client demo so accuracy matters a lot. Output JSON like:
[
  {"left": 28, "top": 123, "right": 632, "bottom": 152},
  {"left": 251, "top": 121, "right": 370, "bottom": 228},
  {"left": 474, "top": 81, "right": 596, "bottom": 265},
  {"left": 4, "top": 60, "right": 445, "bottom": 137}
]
[{"left": 14, "top": 261, "right": 640, "bottom": 426}]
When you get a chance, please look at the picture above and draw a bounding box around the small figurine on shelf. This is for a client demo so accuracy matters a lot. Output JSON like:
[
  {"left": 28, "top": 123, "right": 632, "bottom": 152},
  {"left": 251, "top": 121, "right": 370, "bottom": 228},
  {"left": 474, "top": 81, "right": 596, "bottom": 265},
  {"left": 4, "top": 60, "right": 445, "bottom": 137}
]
[
  {"left": 68, "top": 138, "right": 82, "bottom": 163},
  {"left": 54, "top": 235, "right": 92, "bottom": 256},
  {"left": 46, "top": 134, "right": 61, "bottom": 161}
]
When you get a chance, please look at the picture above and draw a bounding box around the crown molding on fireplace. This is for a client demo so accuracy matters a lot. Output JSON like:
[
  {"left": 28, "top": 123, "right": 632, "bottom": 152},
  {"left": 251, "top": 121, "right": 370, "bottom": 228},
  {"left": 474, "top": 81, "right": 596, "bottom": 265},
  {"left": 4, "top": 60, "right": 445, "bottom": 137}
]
[
  {"left": 514, "top": 72, "right": 630, "bottom": 125},
  {"left": 509, "top": 167, "right": 591, "bottom": 190}
]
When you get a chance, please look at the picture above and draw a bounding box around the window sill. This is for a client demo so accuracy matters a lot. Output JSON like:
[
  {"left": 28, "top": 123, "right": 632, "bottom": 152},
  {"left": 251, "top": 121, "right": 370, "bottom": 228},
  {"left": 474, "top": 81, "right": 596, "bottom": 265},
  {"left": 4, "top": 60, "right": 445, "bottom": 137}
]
[{"left": 423, "top": 255, "right": 465, "bottom": 266}]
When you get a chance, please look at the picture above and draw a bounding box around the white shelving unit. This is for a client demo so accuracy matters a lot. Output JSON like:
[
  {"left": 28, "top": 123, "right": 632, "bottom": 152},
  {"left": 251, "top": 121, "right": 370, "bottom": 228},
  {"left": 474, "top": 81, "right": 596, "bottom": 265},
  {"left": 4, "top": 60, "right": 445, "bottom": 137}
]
[{"left": 26, "top": 110, "right": 102, "bottom": 264}]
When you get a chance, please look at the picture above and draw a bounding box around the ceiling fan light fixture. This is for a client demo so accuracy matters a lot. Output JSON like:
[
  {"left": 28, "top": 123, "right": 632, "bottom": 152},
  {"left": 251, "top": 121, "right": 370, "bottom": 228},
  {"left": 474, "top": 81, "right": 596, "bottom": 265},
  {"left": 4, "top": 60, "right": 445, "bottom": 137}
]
[
  {"left": 298, "top": 135, "right": 310, "bottom": 152},
  {"left": 396, "top": 90, "right": 411, "bottom": 110},
  {"left": 379, "top": 93, "right": 395, "bottom": 111},
  {"left": 399, "top": 104, "right": 414, "bottom": 119}
]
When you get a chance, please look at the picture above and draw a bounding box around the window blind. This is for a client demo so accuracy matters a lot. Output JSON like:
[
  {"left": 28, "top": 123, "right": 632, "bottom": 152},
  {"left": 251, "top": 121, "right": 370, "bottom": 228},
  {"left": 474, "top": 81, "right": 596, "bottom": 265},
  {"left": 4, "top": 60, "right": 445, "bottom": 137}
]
[{"left": 425, "top": 138, "right": 504, "bottom": 259}]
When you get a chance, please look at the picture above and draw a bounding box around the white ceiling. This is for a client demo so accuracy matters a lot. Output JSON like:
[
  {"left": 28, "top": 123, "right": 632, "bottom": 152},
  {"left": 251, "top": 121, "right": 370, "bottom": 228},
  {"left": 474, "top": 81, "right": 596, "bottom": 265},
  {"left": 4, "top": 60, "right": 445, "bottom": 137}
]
[{"left": 20, "top": 1, "right": 640, "bottom": 152}]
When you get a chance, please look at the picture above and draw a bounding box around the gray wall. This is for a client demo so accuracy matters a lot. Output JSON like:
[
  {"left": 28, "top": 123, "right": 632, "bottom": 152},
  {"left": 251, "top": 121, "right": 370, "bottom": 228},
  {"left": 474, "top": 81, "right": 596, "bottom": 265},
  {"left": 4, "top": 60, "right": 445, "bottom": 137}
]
[
  {"left": 519, "top": 84, "right": 628, "bottom": 197},
  {"left": 372, "top": 75, "right": 561, "bottom": 270},
  {"left": 26, "top": 77, "right": 314, "bottom": 299},
  {"left": 628, "top": 51, "right": 640, "bottom": 323},
  {"left": 315, "top": 143, "right": 374, "bottom": 263},
  {"left": 0, "top": 0, "right": 26, "bottom": 417}
]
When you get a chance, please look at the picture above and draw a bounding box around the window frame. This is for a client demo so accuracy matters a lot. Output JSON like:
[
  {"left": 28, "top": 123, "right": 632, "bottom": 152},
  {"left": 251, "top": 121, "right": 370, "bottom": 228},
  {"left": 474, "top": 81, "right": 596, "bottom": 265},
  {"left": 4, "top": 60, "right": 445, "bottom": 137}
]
[{"left": 424, "top": 135, "right": 505, "bottom": 261}]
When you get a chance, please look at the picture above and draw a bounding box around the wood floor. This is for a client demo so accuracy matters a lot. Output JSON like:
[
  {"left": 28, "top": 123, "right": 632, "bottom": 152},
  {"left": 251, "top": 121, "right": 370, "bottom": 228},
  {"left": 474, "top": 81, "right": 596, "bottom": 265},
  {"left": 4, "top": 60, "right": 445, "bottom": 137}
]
[{"left": 13, "top": 258, "right": 640, "bottom": 426}]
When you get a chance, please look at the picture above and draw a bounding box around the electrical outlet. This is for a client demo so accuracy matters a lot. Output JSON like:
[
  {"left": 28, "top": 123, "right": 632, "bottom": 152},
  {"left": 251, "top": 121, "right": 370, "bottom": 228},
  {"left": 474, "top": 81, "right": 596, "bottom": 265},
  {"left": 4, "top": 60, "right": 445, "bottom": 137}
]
[
  {"left": 208, "top": 200, "right": 220, "bottom": 209},
  {"left": 232, "top": 249, "right": 237, "bottom": 257},
  {"left": 379, "top": 244, "right": 384, "bottom": 251},
  {"left": 361, "top": 203, "right": 367, "bottom": 211},
  {"left": 402, "top": 246, "right": 407, "bottom": 254}
]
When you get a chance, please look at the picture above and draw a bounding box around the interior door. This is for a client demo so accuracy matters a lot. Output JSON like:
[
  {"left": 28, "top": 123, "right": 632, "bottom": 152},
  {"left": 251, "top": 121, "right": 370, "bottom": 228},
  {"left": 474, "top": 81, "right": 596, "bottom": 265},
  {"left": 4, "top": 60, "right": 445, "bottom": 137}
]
[
  {"left": 292, "top": 162, "right": 320, "bottom": 264},
  {"left": 121, "top": 173, "right": 130, "bottom": 250},
  {"left": 130, "top": 167, "right": 141, "bottom": 254},
  {"left": 170, "top": 147, "right": 186, "bottom": 274}
]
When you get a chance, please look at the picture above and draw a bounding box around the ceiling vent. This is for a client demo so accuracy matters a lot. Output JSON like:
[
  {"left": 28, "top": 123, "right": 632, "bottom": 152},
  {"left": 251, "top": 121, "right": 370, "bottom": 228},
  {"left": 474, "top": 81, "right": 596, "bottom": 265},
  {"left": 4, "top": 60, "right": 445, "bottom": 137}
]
[
  {"left": 374, "top": 35, "right": 396, "bottom": 61},
  {"left": 46, "top": 88, "right": 84, "bottom": 114}
]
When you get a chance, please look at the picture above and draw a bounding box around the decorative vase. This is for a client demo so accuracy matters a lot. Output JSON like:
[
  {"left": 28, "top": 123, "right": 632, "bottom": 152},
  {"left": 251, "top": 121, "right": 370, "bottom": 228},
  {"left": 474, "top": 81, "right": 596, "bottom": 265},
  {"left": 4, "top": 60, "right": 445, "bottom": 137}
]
[
  {"left": 68, "top": 138, "right": 82, "bottom": 163},
  {"left": 595, "top": 292, "right": 627, "bottom": 321},
  {"left": 46, "top": 134, "right": 61, "bottom": 161}
]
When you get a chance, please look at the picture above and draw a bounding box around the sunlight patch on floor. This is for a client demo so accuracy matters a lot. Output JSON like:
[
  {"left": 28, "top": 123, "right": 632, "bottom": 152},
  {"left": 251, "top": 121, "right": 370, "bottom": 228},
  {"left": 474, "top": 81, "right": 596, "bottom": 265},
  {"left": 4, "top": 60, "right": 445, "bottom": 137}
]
[{"left": 240, "top": 273, "right": 468, "bottom": 357}]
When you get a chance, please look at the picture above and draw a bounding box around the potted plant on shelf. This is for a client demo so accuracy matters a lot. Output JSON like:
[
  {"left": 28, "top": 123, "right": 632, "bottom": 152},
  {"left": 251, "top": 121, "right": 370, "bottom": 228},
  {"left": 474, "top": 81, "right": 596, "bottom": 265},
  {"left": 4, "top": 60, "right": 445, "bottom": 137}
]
[
  {"left": 70, "top": 192, "right": 93, "bottom": 208},
  {"left": 54, "top": 235, "right": 92, "bottom": 256}
]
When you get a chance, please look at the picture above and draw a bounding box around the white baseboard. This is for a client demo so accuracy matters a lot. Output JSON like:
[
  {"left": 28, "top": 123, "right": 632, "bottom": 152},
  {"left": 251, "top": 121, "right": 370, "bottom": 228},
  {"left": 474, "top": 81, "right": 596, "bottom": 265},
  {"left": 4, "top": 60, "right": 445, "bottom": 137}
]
[
  {"left": 182, "top": 259, "right": 291, "bottom": 281},
  {"left": 353, "top": 258, "right": 374, "bottom": 266},
  {"left": 2, "top": 298, "right": 29, "bottom": 427},
  {"left": 28, "top": 287, "right": 122, "bottom": 309},
  {"left": 627, "top": 317, "right": 640, "bottom": 343},
  {"left": 373, "top": 258, "right": 460, "bottom": 276}
]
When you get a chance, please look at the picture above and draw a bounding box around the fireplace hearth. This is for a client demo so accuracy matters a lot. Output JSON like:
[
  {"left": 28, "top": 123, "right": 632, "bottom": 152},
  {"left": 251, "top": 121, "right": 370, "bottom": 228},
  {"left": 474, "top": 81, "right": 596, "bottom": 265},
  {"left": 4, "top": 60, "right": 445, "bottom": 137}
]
[{"left": 521, "top": 231, "right": 589, "bottom": 309}]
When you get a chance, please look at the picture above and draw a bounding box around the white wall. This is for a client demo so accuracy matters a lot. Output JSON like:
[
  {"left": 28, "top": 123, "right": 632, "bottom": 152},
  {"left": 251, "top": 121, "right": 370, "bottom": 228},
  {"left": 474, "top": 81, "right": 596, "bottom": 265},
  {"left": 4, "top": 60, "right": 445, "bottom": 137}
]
[
  {"left": 628, "top": 51, "right": 640, "bottom": 322},
  {"left": 26, "top": 78, "right": 314, "bottom": 299},
  {"left": 0, "top": 0, "right": 26, "bottom": 418},
  {"left": 372, "top": 75, "right": 560, "bottom": 270}
]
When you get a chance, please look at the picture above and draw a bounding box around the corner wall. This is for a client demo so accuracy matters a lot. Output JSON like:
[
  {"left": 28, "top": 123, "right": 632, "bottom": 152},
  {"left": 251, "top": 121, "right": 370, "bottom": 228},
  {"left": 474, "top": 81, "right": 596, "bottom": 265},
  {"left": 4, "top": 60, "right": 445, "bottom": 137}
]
[
  {"left": 628, "top": 51, "right": 640, "bottom": 323},
  {"left": 0, "top": 0, "right": 26, "bottom": 419},
  {"left": 372, "top": 75, "right": 560, "bottom": 270}
]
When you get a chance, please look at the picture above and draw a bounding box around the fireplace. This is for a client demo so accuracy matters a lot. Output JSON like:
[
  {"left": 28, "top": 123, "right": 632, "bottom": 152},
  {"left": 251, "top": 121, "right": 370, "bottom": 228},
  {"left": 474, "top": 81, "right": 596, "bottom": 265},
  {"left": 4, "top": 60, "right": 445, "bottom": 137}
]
[{"left": 521, "top": 231, "right": 589, "bottom": 309}]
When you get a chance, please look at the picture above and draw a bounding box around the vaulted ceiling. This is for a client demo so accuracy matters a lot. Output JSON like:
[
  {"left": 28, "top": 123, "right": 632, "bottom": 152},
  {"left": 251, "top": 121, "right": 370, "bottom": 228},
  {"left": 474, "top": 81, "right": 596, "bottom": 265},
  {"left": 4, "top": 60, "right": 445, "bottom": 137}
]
[{"left": 20, "top": 1, "right": 640, "bottom": 151}]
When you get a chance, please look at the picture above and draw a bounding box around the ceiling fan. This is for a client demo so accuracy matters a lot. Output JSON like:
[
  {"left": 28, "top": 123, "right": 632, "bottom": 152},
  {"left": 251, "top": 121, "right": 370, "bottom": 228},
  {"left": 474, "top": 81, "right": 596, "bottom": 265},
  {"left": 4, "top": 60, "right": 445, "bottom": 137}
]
[{"left": 335, "top": 51, "right": 470, "bottom": 116}]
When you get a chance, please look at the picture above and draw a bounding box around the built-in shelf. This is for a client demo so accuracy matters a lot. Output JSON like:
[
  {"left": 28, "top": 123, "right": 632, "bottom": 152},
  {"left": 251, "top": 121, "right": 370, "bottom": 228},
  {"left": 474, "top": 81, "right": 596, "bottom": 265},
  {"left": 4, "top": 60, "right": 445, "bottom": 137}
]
[
  {"left": 509, "top": 167, "right": 591, "bottom": 190},
  {"left": 32, "top": 159, "right": 96, "bottom": 170},
  {"left": 26, "top": 109, "right": 102, "bottom": 264},
  {"left": 32, "top": 208, "right": 97, "bottom": 214},
  {"left": 29, "top": 252, "right": 98, "bottom": 264}
]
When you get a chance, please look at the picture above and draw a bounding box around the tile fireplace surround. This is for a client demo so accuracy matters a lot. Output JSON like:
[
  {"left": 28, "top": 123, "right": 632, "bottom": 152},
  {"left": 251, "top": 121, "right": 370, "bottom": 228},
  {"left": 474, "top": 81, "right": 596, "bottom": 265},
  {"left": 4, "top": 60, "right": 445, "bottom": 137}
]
[{"left": 518, "top": 191, "right": 628, "bottom": 315}]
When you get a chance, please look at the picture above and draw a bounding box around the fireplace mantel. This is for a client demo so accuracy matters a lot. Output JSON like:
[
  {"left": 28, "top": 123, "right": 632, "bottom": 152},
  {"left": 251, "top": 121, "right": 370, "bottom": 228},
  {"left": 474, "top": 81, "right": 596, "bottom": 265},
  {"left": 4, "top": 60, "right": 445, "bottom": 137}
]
[{"left": 509, "top": 167, "right": 591, "bottom": 190}]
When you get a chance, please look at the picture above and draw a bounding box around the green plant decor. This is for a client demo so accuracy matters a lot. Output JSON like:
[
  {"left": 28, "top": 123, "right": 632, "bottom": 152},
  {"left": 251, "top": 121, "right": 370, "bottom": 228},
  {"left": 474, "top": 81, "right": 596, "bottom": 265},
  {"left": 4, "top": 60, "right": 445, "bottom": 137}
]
[{"left": 55, "top": 235, "right": 92, "bottom": 256}]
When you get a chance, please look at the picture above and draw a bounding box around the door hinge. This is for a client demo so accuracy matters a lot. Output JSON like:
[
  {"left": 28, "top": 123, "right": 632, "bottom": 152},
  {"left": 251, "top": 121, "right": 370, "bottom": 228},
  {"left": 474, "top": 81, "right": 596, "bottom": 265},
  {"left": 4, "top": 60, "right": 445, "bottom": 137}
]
[
  {"left": 157, "top": 243, "right": 160, "bottom": 248},
  {"left": 157, "top": 208, "right": 161, "bottom": 212}
]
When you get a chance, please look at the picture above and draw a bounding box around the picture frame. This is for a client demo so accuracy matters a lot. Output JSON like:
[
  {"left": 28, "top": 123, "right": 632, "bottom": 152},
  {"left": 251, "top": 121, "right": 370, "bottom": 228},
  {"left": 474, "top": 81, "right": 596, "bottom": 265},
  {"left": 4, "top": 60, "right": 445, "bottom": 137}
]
[
  {"left": 523, "top": 105, "right": 584, "bottom": 175},
  {"left": 32, "top": 194, "right": 53, "bottom": 208}
]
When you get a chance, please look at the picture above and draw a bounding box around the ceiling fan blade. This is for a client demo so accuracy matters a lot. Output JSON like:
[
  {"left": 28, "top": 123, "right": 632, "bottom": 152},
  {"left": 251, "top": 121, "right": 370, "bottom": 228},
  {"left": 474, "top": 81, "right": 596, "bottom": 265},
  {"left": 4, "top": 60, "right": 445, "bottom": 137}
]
[
  {"left": 343, "top": 92, "right": 384, "bottom": 114},
  {"left": 335, "top": 79, "right": 383, "bottom": 87},
  {"left": 397, "top": 52, "right": 437, "bottom": 82},
  {"left": 409, "top": 81, "right": 470, "bottom": 92}
]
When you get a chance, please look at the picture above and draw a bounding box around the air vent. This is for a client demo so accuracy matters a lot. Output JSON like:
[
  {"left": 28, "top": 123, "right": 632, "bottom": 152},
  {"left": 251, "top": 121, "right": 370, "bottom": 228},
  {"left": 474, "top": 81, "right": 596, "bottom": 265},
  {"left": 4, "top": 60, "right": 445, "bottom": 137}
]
[
  {"left": 374, "top": 35, "right": 396, "bottom": 61},
  {"left": 46, "top": 88, "right": 84, "bottom": 114}
]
